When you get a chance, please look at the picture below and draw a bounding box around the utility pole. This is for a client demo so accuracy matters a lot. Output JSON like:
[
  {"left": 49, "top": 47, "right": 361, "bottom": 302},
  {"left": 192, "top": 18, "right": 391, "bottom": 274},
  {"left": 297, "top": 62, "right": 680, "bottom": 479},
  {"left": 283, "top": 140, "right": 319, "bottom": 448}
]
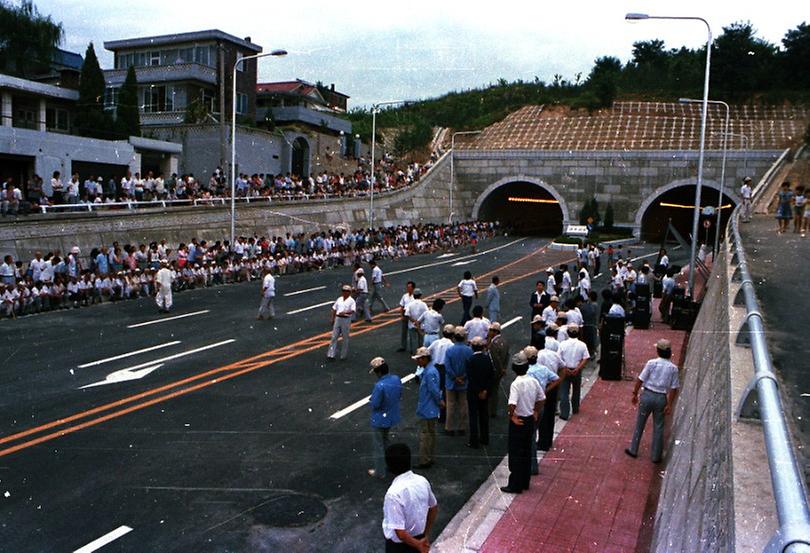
[{"left": 219, "top": 44, "right": 227, "bottom": 173}]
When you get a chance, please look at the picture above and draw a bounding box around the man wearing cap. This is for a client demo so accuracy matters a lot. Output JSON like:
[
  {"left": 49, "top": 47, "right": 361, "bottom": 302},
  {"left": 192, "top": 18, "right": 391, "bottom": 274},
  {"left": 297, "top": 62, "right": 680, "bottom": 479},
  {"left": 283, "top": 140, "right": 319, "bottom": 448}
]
[
  {"left": 416, "top": 298, "right": 445, "bottom": 348},
  {"left": 414, "top": 348, "right": 442, "bottom": 468},
  {"left": 257, "top": 266, "right": 276, "bottom": 320},
  {"left": 484, "top": 276, "right": 501, "bottom": 323},
  {"left": 542, "top": 296, "right": 559, "bottom": 327},
  {"left": 740, "top": 176, "right": 753, "bottom": 222},
  {"left": 487, "top": 322, "right": 510, "bottom": 418},
  {"left": 443, "top": 326, "right": 472, "bottom": 436},
  {"left": 405, "top": 289, "right": 428, "bottom": 355},
  {"left": 427, "top": 324, "right": 455, "bottom": 424},
  {"left": 328, "top": 285, "right": 356, "bottom": 361},
  {"left": 558, "top": 325, "right": 590, "bottom": 420},
  {"left": 466, "top": 336, "right": 495, "bottom": 448},
  {"left": 354, "top": 267, "right": 371, "bottom": 322},
  {"left": 368, "top": 357, "right": 403, "bottom": 478},
  {"left": 530, "top": 315, "right": 546, "bottom": 349},
  {"left": 501, "top": 351, "right": 545, "bottom": 493},
  {"left": 545, "top": 268, "right": 557, "bottom": 296},
  {"left": 625, "top": 339, "right": 680, "bottom": 463},
  {"left": 155, "top": 259, "right": 174, "bottom": 313}
]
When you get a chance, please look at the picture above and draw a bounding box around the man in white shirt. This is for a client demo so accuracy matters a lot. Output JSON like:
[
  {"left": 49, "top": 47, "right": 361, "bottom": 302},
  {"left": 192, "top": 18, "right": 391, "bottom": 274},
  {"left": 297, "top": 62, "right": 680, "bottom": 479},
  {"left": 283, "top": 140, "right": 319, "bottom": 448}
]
[
  {"left": 542, "top": 296, "right": 559, "bottom": 327},
  {"left": 740, "top": 176, "right": 753, "bottom": 222},
  {"left": 328, "top": 285, "right": 356, "bottom": 361},
  {"left": 625, "top": 339, "right": 680, "bottom": 463},
  {"left": 501, "top": 351, "right": 545, "bottom": 493},
  {"left": 397, "top": 281, "right": 415, "bottom": 352},
  {"left": 405, "top": 289, "right": 428, "bottom": 354},
  {"left": 382, "top": 443, "right": 438, "bottom": 551},
  {"left": 558, "top": 326, "right": 590, "bottom": 420},
  {"left": 463, "top": 305, "right": 491, "bottom": 343},
  {"left": 545, "top": 268, "right": 557, "bottom": 296},
  {"left": 428, "top": 324, "right": 455, "bottom": 423},
  {"left": 369, "top": 260, "right": 390, "bottom": 316},
  {"left": 257, "top": 267, "right": 276, "bottom": 320},
  {"left": 457, "top": 271, "right": 478, "bottom": 325},
  {"left": 155, "top": 259, "right": 174, "bottom": 313},
  {"left": 417, "top": 298, "right": 445, "bottom": 348},
  {"left": 354, "top": 268, "right": 371, "bottom": 322}
]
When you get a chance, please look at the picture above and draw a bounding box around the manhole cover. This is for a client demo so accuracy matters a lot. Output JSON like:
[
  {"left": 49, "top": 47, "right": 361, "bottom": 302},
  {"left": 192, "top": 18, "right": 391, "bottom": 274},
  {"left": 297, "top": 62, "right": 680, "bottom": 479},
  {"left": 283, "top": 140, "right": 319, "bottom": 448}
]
[{"left": 251, "top": 493, "right": 327, "bottom": 527}]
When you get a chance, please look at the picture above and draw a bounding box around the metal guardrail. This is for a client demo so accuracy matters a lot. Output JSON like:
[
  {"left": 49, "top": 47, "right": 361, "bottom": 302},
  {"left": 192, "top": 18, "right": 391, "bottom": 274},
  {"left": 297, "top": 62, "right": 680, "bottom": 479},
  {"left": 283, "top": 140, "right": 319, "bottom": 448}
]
[{"left": 728, "top": 149, "right": 810, "bottom": 553}]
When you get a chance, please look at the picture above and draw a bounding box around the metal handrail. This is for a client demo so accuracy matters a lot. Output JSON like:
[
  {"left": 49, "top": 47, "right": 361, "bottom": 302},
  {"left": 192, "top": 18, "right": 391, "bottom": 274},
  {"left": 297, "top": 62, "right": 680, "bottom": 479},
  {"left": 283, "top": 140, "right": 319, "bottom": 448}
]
[{"left": 728, "top": 162, "right": 810, "bottom": 553}]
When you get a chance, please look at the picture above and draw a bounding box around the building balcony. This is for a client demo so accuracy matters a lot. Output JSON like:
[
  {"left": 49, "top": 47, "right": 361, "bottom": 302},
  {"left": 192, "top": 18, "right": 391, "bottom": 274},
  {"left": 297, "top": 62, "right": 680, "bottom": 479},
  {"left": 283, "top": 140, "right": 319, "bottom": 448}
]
[
  {"left": 104, "top": 63, "right": 218, "bottom": 87},
  {"left": 258, "top": 105, "right": 351, "bottom": 134}
]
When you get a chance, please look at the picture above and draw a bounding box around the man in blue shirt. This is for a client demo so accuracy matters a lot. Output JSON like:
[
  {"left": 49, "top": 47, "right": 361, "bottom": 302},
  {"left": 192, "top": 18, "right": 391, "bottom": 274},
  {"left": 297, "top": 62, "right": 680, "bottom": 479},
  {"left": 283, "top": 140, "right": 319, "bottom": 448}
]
[
  {"left": 525, "top": 345, "right": 560, "bottom": 474},
  {"left": 369, "top": 357, "right": 403, "bottom": 479},
  {"left": 443, "top": 326, "right": 473, "bottom": 437},
  {"left": 95, "top": 247, "right": 109, "bottom": 276},
  {"left": 413, "top": 347, "right": 442, "bottom": 468}
]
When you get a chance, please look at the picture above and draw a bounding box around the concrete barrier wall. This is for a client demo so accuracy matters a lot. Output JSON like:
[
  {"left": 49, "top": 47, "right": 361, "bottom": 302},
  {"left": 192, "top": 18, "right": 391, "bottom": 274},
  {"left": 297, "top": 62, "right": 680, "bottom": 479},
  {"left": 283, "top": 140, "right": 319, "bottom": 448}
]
[
  {"left": 651, "top": 251, "right": 734, "bottom": 553},
  {"left": 0, "top": 154, "right": 452, "bottom": 260}
]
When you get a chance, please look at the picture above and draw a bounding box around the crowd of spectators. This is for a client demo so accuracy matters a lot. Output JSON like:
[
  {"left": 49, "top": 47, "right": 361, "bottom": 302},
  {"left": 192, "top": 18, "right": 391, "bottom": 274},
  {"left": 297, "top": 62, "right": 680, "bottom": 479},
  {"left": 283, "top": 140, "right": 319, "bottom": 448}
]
[
  {"left": 1, "top": 153, "right": 435, "bottom": 215},
  {"left": 0, "top": 221, "right": 497, "bottom": 319}
]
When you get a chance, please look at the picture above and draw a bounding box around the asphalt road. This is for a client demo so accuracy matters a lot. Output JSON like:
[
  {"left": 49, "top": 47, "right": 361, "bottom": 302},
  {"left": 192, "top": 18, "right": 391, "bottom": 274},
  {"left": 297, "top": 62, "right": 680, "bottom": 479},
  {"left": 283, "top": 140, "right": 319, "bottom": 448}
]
[
  {"left": 741, "top": 215, "right": 810, "bottom": 479},
  {"left": 0, "top": 236, "right": 664, "bottom": 553}
]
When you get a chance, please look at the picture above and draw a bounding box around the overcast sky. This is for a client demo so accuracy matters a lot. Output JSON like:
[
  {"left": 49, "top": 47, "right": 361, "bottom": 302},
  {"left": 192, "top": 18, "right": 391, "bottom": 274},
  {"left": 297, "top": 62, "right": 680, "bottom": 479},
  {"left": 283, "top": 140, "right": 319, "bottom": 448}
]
[{"left": 33, "top": 0, "right": 806, "bottom": 108}]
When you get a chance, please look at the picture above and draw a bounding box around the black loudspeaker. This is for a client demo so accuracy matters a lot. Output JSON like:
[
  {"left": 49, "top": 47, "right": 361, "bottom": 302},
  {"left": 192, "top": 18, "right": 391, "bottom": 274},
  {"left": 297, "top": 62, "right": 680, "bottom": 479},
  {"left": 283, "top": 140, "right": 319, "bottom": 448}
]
[
  {"left": 599, "top": 316, "right": 625, "bottom": 380},
  {"left": 653, "top": 279, "right": 663, "bottom": 299},
  {"left": 670, "top": 295, "right": 699, "bottom": 330},
  {"left": 635, "top": 283, "right": 651, "bottom": 299},
  {"left": 633, "top": 296, "right": 651, "bottom": 329}
]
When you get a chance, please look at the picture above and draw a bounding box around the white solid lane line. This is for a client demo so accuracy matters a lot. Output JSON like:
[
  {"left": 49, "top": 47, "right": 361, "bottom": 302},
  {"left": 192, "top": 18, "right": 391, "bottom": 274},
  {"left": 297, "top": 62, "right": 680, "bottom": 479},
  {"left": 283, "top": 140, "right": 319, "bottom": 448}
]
[
  {"left": 500, "top": 316, "right": 523, "bottom": 329},
  {"left": 127, "top": 310, "right": 210, "bottom": 329},
  {"left": 284, "top": 285, "right": 326, "bottom": 297},
  {"left": 77, "top": 341, "right": 181, "bottom": 369},
  {"left": 385, "top": 238, "right": 526, "bottom": 277},
  {"left": 81, "top": 340, "right": 236, "bottom": 379},
  {"left": 329, "top": 373, "right": 417, "bottom": 420},
  {"left": 73, "top": 526, "right": 133, "bottom": 553},
  {"left": 286, "top": 300, "right": 333, "bottom": 315}
]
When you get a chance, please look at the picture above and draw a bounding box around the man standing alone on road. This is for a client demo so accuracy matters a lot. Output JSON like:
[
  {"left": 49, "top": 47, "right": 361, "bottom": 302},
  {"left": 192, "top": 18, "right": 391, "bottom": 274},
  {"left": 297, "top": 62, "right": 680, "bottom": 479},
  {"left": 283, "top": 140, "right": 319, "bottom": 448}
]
[
  {"left": 484, "top": 276, "right": 501, "bottom": 322},
  {"left": 354, "top": 268, "right": 371, "bottom": 322},
  {"left": 155, "top": 259, "right": 174, "bottom": 313},
  {"left": 382, "top": 443, "right": 438, "bottom": 552},
  {"left": 257, "top": 267, "right": 276, "bottom": 320},
  {"left": 369, "top": 357, "right": 403, "bottom": 478},
  {"left": 457, "top": 271, "right": 478, "bottom": 325},
  {"left": 625, "top": 339, "right": 680, "bottom": 463},
  {"left": 369, "top": 259, "right": 390, "bottom": 316},
  {"left": 740, "top": 176, "right": 753, "bottom": 222},
  {"left": 413, "top": 348, "right": 442, "bottom": 468},
  {"left": 328, "top": 285, "right": 356, "bottom": 361}
]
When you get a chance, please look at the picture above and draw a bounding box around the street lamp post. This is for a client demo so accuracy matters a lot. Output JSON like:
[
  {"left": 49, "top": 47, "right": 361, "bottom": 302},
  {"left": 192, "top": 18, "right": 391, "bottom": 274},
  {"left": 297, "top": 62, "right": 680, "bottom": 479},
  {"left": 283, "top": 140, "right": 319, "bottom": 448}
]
[
  {"left": 450, "top": 130, "right": 482, "bottom": 224},
  {"left": 626, "top": 12, "right": 712, "bottom": 298},
  {"left": 369, "top": 100, "right": 411, "bottom": 230},
  {"left": 230, "top": 48, "right": 287, "bottom": 252},
  {"left": 680, "top": 97, "right": 729, "bottom": 258}
]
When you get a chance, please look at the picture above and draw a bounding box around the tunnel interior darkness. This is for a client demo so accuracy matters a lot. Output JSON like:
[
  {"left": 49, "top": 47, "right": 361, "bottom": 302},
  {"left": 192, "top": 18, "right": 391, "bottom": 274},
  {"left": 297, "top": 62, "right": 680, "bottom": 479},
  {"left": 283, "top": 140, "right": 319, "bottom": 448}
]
[
  {"left": 477, "top": 181, "right": 564, "bottom": 236},
  {"left": 640, "top": 185, "right": 737, "bottom": 243}
]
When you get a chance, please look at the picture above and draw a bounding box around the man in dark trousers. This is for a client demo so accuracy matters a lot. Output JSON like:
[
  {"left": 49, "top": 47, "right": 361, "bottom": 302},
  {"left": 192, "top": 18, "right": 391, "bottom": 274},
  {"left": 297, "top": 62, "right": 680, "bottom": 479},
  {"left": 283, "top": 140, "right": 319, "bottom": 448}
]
[
  {"left": 625, "top": 339, "right": 680, "bottom": 463},
  {"left": 529, "top": 280, "right": 550, "bottom": 318},
  {"left": 487, "top": 322, "right": 510, "bottom": 418},
  {"left": 465, "top": 336, "right": 494, "bottom": 448},
  {"left": 501, "top": 351, "right": 545, "bottom": 493}
]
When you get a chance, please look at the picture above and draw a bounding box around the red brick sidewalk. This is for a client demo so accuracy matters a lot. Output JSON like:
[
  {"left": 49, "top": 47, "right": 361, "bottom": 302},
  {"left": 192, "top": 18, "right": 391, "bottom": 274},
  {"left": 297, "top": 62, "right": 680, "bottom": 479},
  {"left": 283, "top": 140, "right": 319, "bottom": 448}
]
[{"left": 480, "top": 303, "right": 687, "bottom": 553}]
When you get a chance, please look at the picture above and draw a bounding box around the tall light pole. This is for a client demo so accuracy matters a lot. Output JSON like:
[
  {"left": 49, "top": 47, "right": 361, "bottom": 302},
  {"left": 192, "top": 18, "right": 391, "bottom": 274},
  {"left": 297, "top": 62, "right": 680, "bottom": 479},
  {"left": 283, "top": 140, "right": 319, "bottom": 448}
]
[
  {"left": 451, "top": 130, "right": 482, "bottom": 224},
  {"left": 627, "top": 12, "right": 712, "bottom": 298},
  {"left": 230, "top": 48, "right": 287, "bottom": 251},
  {"left": 680, "top": 97, "right": 728, "bottom": 258},
  {"left": 369, "top": 100, "right": 411, "bottom": 230}
]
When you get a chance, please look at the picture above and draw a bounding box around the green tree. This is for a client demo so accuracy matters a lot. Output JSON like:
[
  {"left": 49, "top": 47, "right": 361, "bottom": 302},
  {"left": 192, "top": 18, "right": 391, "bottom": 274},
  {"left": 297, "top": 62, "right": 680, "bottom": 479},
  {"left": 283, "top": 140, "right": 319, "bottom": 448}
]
[
  {"left": 711, "top": 22, "right": 777, "bottom": 101},
  {"left": 116, "top": 65, "right": 140, "bottom": 138},
  {"left": 0, "top": 0, "right": 63, "bottom": 78},
  {"left": 603, "top": 203, "right": 615, "bottom": 230},
  {"left": 781, "top": 22, "right": 810, "bottom": 89},
  {"left": 75, "top": 42, "right": 115, "bottom": 139},
  {"left": 586, "top": 56, "right": 622, "bottom": 109}
]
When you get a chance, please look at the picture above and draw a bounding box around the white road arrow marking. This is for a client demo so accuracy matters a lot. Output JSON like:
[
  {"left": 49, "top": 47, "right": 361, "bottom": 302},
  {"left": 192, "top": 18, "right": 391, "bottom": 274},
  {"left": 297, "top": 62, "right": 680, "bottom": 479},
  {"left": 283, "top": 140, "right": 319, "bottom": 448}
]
[
  {"left": 451, "top": 259, "right": 478, "bottom": 267},
  {"left": 80, "top": 364, "right": 164, "bottom": 389}
]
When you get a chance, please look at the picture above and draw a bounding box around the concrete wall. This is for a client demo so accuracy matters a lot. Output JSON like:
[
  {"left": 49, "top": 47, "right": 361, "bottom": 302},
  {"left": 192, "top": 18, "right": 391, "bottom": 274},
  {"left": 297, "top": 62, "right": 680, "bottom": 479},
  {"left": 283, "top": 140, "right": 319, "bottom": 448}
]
[
  {"left": 0, "top": 153, "right": 453, "bottom": 261},
  {"left": 650, "top": 250, "right": 734, "bottom": 552},
  {"left": 453, "top": 149, "right": 782, "bottom": 236}
]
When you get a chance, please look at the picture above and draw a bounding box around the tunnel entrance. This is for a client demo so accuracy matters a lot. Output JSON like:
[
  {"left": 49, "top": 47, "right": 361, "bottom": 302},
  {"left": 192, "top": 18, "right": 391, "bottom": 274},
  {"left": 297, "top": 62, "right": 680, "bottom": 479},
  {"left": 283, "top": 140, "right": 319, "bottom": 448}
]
[
  {"left": 475, "top": 180, "right": 564, "bottom": 236},
  {"left": 640, "top": 184, "right": 737, "bottom": 244}
]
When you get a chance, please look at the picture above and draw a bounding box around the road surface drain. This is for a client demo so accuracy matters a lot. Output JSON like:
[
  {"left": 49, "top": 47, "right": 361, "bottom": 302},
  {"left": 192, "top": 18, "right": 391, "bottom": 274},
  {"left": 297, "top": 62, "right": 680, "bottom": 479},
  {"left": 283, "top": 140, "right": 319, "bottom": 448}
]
[{"left": 251, "top": 493, "right": 327, "bottom": 527}]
